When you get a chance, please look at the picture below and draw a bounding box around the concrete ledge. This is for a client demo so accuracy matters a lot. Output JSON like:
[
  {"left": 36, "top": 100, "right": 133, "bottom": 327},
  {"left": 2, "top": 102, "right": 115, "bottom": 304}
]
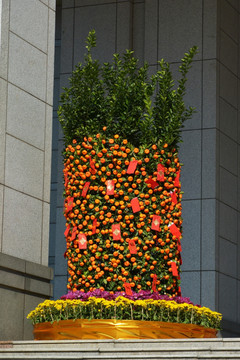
[
  {"left": 0, "top": 252, "right": 53, "bottom": 297},
  {"left": 0, "top": 253, "right": 53, "bottom": 340},
  {"left": 0, "top": 339, "right": 240, "bottom": 359}
]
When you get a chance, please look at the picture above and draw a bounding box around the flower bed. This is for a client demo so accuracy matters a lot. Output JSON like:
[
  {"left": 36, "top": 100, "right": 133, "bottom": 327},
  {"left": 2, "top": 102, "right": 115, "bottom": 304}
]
[
  {"left": 27, "top": 295, "right": 221, "bottom": 330},
  {"left": 29, "top": 292, "right": 221, "bottom": 339}
]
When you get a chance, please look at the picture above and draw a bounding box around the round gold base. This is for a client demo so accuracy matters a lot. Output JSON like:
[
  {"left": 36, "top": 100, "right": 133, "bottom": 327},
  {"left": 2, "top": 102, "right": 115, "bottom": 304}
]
[{"left": 34, "top": 319, "right": 217, "bottom": 340}]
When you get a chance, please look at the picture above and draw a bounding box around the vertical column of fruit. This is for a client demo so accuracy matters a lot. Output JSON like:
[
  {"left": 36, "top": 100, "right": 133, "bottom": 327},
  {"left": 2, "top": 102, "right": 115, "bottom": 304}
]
[{"left": 63, "top": 132, "right": 183, "bottom": 297}]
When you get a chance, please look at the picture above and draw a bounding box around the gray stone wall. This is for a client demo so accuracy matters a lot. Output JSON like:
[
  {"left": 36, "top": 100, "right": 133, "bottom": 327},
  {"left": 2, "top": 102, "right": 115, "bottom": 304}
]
[
  {"left": 0, "top": 0, "right": 55, "bottom": 340},
  {"left": 50, "top": 0, "right": 67, "bottom": 299},
  {"left": 216, "top": 0, "right": 240, "bottom": 336},
  {"left": 0, "top": 253, "right": 52, "bottom": 340},
  {"left": 51, "top": 0, "right": 240, "bottom": 335}
]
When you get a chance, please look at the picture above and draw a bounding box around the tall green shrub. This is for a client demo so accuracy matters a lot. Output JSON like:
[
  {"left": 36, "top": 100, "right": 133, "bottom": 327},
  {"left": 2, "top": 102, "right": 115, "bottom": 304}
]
[{"left": 58, "top": 30, "right": 197, "bottom": 149}]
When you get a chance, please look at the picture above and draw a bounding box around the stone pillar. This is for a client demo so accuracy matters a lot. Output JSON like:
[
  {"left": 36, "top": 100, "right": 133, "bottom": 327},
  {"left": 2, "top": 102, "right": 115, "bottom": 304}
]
[
  {"left": 216, "top": 0, "right": 240, "bottom": 336},
  {"left": 0, "top": 0, "right": 56, "bottom": 340}
]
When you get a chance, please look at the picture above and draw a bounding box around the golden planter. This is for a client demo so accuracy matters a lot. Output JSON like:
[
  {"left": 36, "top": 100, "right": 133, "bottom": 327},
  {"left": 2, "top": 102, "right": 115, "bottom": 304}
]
[{"left": 34, "top": 319, "right": 217, "bottom": 340}]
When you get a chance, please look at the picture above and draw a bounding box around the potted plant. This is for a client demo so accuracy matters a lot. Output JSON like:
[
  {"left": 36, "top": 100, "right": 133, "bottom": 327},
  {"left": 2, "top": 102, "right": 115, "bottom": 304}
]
[{"left": 28, "top": 31, "right": 221, "bottom": 339}]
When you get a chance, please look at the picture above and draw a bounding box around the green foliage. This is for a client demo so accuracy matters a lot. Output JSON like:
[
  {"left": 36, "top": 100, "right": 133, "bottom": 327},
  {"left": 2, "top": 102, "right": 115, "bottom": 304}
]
[
  {"left": 102, "top": 51, "right": 154, "bottom": 143},
  {"left": 58, "top": 30, "right": 106, "bottom": 142},
  {"left": 151, "top": 48, "right": 197, "bottom": 147},
  {"left": 58, "top": 30, "right": 197, "bottom": 149}
]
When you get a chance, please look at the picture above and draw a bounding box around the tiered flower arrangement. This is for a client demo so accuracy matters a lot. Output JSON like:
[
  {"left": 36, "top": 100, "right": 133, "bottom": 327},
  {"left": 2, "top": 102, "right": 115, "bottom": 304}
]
[
  {"left": 27, "top": 31, "right": 221, "bottom": 335},
  {"left": 28, "top": 293, "right": 221, "bottom": 330}
]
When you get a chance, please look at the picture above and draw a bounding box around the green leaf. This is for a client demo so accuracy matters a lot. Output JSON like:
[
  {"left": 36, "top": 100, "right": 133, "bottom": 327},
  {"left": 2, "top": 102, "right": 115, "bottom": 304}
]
[{"left": 58, "top": 30, "right": 197, "bottom": 149}]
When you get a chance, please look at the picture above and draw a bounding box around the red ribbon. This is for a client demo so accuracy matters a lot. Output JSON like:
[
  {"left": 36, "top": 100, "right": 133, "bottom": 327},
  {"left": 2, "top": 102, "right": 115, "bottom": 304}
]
[
  {"left": 92, "top": 218, "right": 97, "bottom": 234},
  {"left": 123, "top": 282, "right": 133, "bottom": 295},
  {"left": 70, "top": 226, "right": 77, "bottom": 241},
  {"left": 66, "top": 197, "right": 74, "bottom": 213},
  {"left": 170, "top": 191, "right": 177, "bottom": 205},
  {"left": 169, "top": 223, "right": 181, "bottom": 240},
  {"left": 146, "top": 178, "right": 159, "bottom": 189},
  {"left": 174, "top": 170, "right": 180, "bottom": 187},
  {"left": 81, "top": 181, "right": 90, "bottom": 197},
  {"left": 171, "top": 261, "right": 179, "bottom": 277},
  {"left": 157, "top": 164, "right": 165, "bottom": 182},
  {"left": 89, "top": 156, "right": 96, "bottom": 173},
  {"left": 64, "top": 224, "right": 70, "bottom": 237},
  {"left": 152, "top": 274, "right": 157, "bottom": 292}
]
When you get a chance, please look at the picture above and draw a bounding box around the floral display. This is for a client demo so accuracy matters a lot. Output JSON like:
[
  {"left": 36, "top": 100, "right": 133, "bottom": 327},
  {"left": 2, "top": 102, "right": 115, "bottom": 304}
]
[
  {"left": 28, "top": 31, "right": 221, "bottom": 335},
  {"left": 27, "top": 296, "right": 222, "bottom": 330}
]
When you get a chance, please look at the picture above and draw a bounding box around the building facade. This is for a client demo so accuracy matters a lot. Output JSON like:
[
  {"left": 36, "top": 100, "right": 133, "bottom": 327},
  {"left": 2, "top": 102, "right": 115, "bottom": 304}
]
[
  {"left": 0, "top": 0, "right": 240, "bottom": 340},
  {"left": 0, "top": 0, "right": 55, "bottom": 340}
]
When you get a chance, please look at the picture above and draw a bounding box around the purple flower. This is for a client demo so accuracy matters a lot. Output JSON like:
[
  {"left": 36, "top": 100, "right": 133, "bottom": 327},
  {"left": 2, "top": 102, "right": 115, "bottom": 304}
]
[{"left": 60, "top": 289, "right": 201, "bottom": 307}]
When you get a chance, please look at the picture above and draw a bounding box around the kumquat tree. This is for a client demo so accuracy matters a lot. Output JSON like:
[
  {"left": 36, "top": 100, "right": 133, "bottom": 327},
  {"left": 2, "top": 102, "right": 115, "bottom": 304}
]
[
  {"left": 58, "top": 30, "right": 197, "bottom": 297},
  {"left": 27, "top": 31, "right": 222, "bottom": 336}
]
